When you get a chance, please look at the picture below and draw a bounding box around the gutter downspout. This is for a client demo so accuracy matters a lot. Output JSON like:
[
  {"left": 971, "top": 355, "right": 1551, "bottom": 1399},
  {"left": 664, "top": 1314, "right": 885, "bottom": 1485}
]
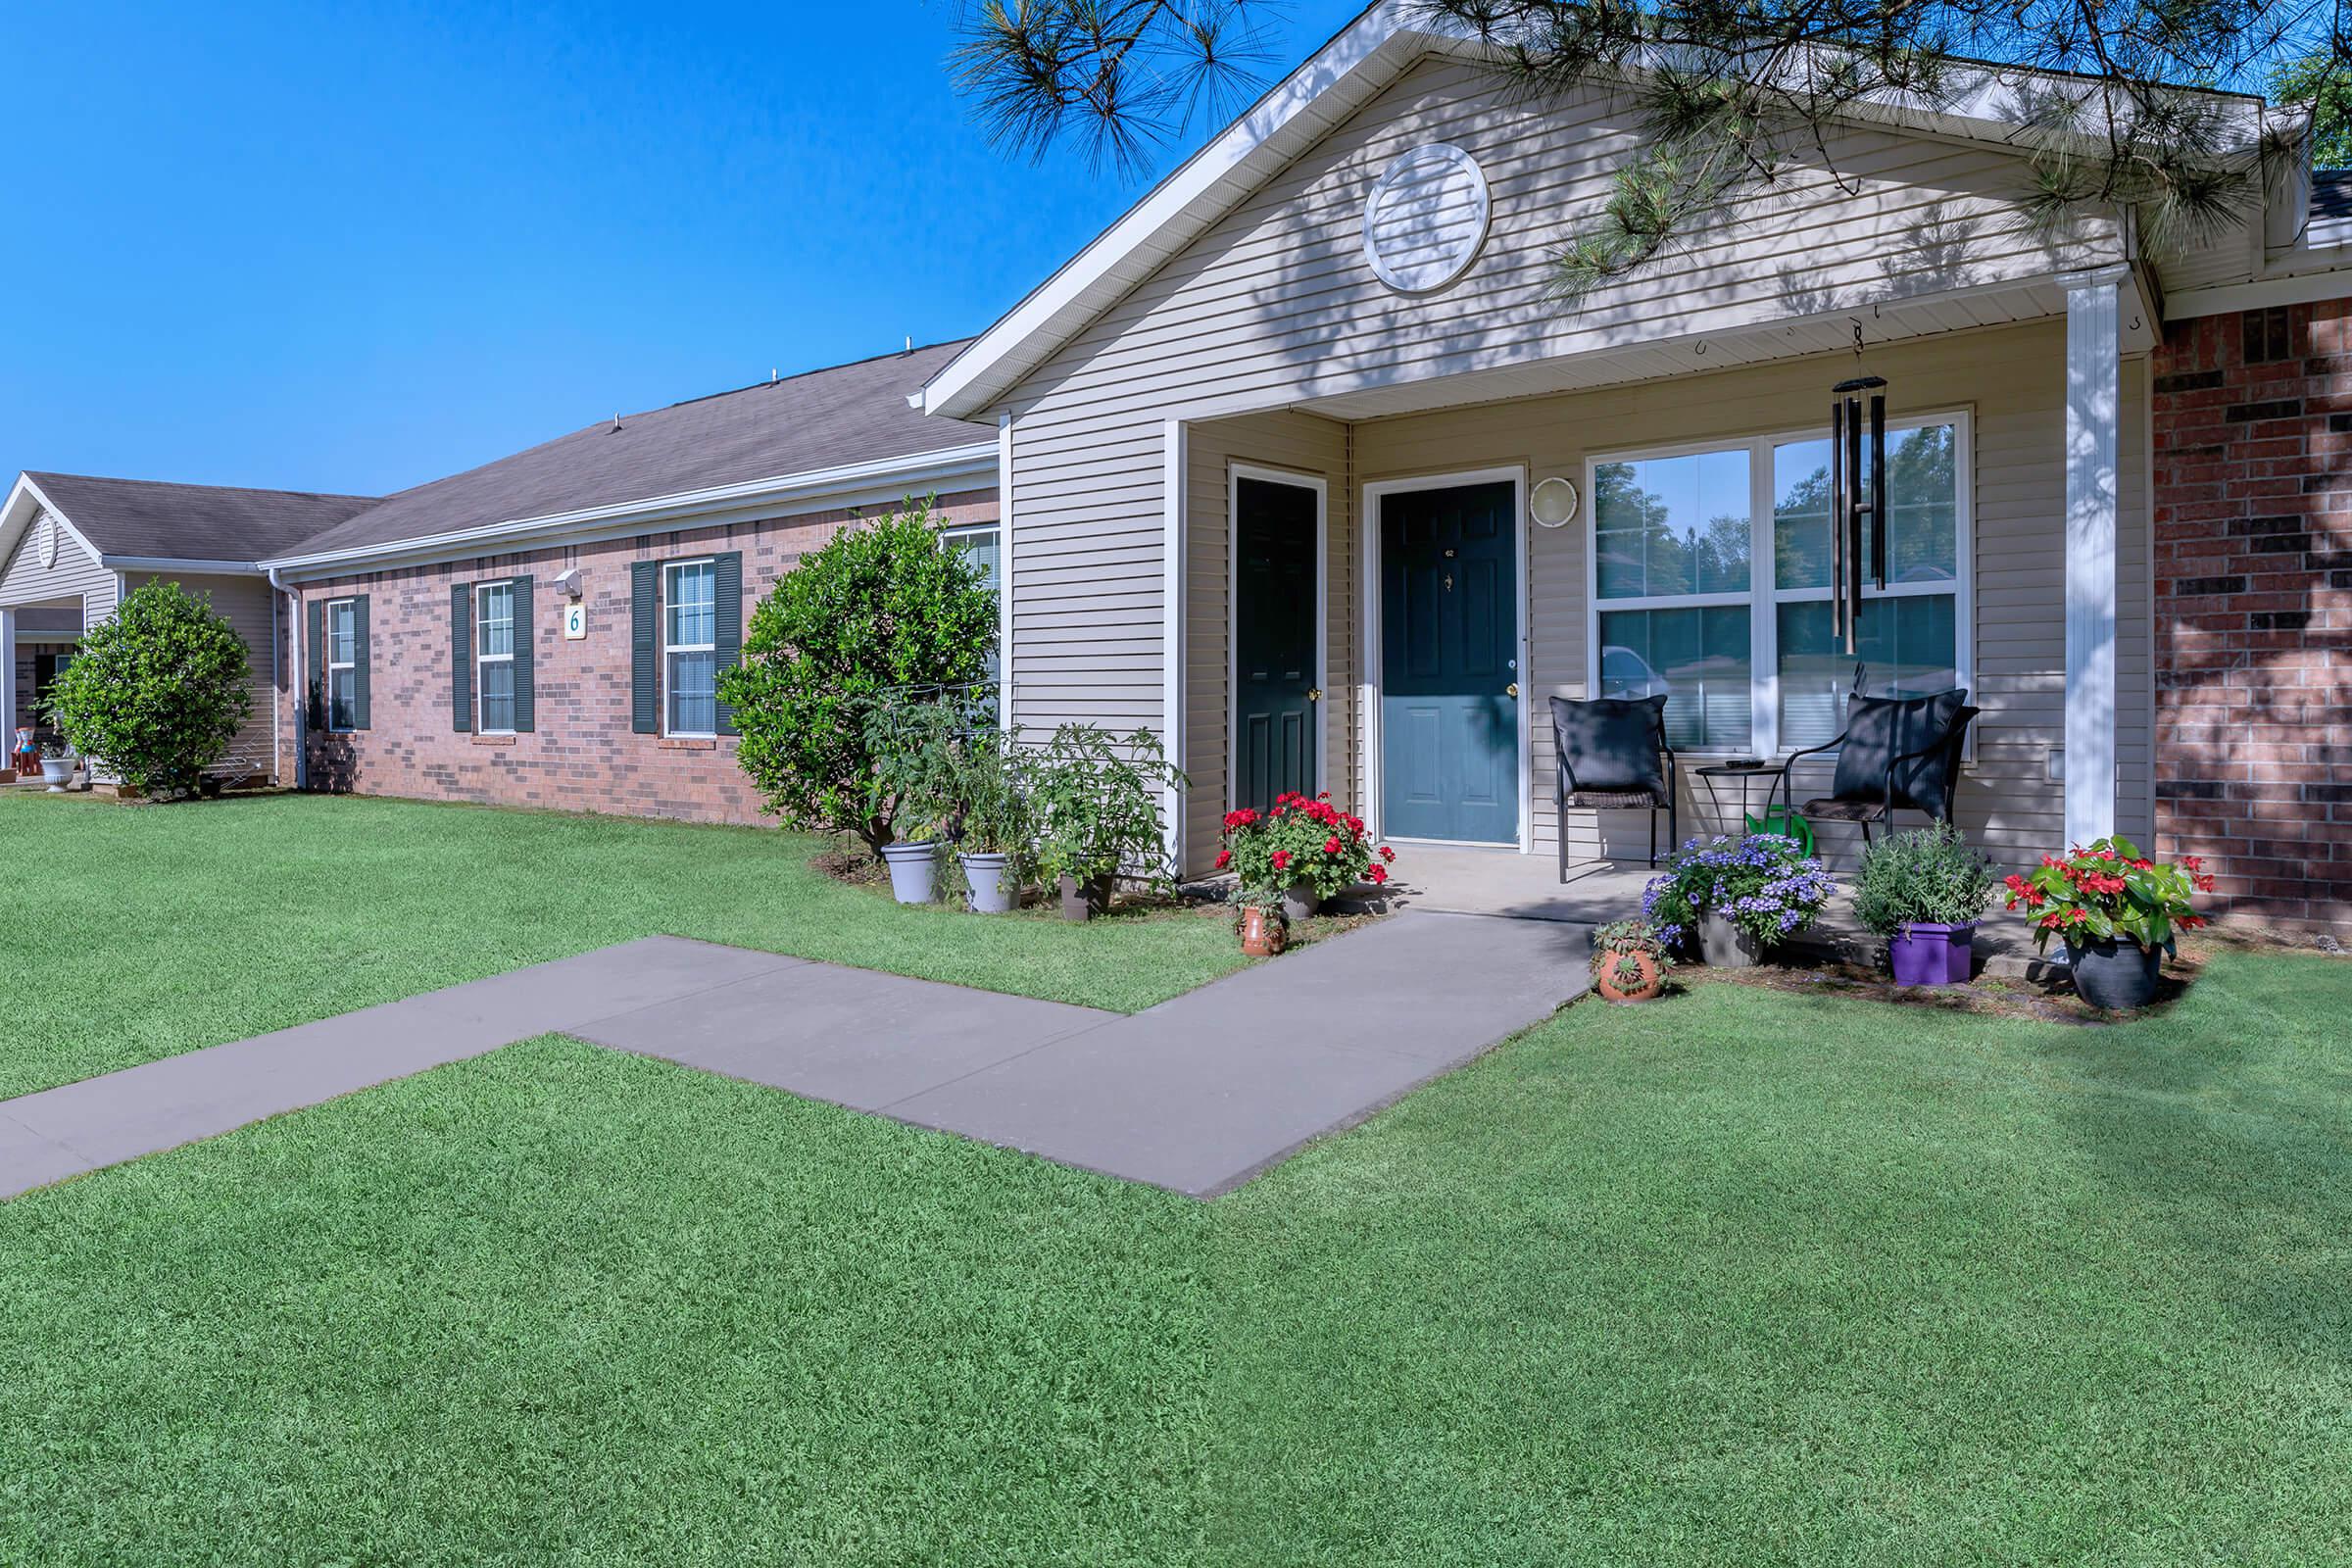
[{"left": 270, "top": 565, "right": 303, "bottom": 790}]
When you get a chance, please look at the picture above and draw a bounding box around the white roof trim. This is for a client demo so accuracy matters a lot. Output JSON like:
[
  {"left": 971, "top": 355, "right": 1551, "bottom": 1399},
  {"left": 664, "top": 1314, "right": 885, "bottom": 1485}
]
[
  {"left": 107, "top": 557, "right": 268, "bottom": 575},
  {"left": 0, "top": 473, "right": 106, "bottom": 583},
  {"left": 918, "top": 4, "right": 2273, "bottom": 421},
  {"left": 259, "top": 441, "right": 999, "bottom": 578}
]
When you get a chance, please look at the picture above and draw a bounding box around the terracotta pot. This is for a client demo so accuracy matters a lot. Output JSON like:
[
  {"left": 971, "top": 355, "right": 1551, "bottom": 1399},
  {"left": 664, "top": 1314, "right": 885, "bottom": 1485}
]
[
  {"left": 1593, "top": 949, "right": 1664, "bottom": 1004},
  {"left": 1238, "top": 906, "right": 1288, "bottom": 956}
]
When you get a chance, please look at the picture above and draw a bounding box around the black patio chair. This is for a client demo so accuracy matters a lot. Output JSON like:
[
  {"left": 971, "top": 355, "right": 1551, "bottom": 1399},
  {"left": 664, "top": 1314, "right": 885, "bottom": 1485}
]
[
  {"left": 1773, "top": 688, "right": 1978, "bottom": 847},
  {"left": 1550, "top": 693, "right": 1678, "bottom": 879}
]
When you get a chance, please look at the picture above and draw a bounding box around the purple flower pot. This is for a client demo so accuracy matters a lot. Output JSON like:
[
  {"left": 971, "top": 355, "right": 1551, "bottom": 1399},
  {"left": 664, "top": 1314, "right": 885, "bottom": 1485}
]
[{"left": 1887, "top": 922, "right": 1975, "bottom": 986}]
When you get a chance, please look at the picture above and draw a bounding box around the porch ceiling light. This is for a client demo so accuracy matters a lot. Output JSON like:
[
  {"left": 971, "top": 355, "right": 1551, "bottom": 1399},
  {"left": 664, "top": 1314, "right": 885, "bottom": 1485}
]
[
  {"left": 1362, "top": 143, "right": 1490, "bottom": 294},
  {"left": 1530, "top": 476, "right": 1578, "bottom": 528}
]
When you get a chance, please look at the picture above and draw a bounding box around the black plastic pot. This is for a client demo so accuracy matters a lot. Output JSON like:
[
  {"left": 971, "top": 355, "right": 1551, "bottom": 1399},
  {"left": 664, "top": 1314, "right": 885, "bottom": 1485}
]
[{"left": 2065, "top": 935, "right": 2163, "bottom": 1009}]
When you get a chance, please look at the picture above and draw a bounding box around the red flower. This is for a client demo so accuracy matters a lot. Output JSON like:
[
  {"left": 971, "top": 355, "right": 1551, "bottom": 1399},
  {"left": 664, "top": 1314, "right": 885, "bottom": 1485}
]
[
  {"left": 1214, "top": 849, "right": 1232, "bottom": 870},
  {"left": 1271, "top": 850, "right": 1291, "bottom": 870},
  {"left": 2182, "top": 856, "right": 2203, "bottom": 872},
  {"left": 1368, "top": 864, "right": 1388, "bottom": 885},
  {"left": 1323, "top": 836, "right": 1342, "bottom": 855}
]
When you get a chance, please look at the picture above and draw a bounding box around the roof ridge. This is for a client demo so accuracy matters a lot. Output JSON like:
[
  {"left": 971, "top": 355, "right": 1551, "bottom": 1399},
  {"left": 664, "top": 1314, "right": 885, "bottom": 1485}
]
[
  {"left": 657, "top": 336, "right": 978, "bottom": 413},
  {"left": 25, "top": 470, "right": 380, "bottom": 504}
]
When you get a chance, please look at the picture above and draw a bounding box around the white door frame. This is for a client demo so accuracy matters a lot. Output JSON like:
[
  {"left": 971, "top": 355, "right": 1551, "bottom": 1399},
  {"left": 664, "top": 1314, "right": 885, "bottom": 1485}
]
[
  {"left": 1359, "top": 465, "right": 1532, "bottom": 853},
  {"left": 1228, "top": 463, "right": 1330, "bottom": 807}
]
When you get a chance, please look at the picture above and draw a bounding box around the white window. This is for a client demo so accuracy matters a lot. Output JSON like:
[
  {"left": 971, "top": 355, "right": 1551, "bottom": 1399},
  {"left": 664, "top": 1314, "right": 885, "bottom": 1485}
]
[
  {"left": 475, "top": 582, "right": 515, "bottom": 735},
  {"left": 1588, "top": 415, "right": 1969, "bottom": 758},
  {"left": 663, "top": 560, "right": 717, "bottom": 736},
  {"left": 941, "top": 524, "right": 1003, "bottom": 691},
  {"left": 324, "top": 598, "right": 358, "bottom": 732}
]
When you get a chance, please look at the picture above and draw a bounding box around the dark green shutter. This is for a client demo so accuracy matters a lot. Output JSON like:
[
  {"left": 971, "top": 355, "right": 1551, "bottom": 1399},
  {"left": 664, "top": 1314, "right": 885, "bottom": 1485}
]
[
  {"left": 713, "top": 551, "right": 743, "bottom": 736},
  {"left": 305, "top": 598, "right": 324, "bottom": 731},
  {"left": 451, "top": 583, "right": 473, "bottom": 733},
  {"left": 512, "top": 575, "right": 536, "bottom": 734},
  {"left": 631, "top": 561, "right": 660, "bottom": 734},
  {"left": 350, "top": 594, "right": 371, "bottom": 731}
]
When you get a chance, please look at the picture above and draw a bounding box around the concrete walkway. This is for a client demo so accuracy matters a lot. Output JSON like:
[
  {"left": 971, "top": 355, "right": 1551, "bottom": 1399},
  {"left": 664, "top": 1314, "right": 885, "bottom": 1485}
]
[{"left": 1, "top": 911, "right": 1589, "bottom": 1202}]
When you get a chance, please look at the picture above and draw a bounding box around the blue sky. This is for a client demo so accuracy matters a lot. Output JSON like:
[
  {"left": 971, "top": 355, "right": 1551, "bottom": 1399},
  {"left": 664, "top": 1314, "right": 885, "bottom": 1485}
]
[{"left": 2, "top": 1, "right": 1367, "bottom": 497}]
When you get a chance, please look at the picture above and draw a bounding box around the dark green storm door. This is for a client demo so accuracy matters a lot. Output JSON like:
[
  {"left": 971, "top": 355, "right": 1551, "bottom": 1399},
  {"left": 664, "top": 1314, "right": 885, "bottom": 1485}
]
[
  {"left": 1380, "top": 480, "right": 1521, "bottom": 844},
  {"left": 1232, "top": 474, "right": 1320, "bottom": 810}
]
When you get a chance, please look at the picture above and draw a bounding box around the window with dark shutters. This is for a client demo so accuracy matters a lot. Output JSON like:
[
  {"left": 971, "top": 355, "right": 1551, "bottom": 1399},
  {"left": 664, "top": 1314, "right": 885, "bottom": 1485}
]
[
  {"left": 713, "top": 551, "right": 742, "bottom": 735},
  {"left": 511, "top": 575, "right": 536, "bottom": 734},
  {"left": 451, "top": 582, "right": 473, "bottom": 733},
  {"left": 630, "top": 560, "right": 660, "bottom": 734},
  {"left": 351, "top": 595, "right": 371, "bottom": 731}
]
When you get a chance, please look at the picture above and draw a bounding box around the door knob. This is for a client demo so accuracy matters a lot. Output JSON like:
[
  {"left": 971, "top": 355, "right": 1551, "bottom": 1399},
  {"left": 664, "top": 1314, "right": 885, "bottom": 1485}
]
[
  {"left": 1505, "top": 682, "right": 1520, "bottom": 698},
  {"left": 1306, "top": 687, "right": 1323, "bottom": 702}
]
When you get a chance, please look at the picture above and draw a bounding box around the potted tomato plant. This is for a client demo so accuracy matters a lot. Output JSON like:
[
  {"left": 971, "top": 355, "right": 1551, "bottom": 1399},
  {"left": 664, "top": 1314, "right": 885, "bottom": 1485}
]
[{"left": 2004, "top": 835, "right": 2214, "bottom": 1009}]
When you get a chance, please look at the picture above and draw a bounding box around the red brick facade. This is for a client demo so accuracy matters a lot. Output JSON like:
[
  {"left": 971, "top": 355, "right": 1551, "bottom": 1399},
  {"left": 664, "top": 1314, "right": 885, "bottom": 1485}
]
[
  {"left": 2152, "top": 301, "right": 2352, "bottom": 933},
  {"left": 279, "top": 490, "right": 996, "bottom": 826}
]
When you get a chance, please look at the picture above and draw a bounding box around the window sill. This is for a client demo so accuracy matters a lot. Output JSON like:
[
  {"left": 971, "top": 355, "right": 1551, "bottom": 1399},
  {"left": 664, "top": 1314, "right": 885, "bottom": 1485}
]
[
  {"left": 471, "top": 733, "right": 517, "bottom": 748},
  {"left": 660, "top": 736, "right": 718, "bottom": 751}
]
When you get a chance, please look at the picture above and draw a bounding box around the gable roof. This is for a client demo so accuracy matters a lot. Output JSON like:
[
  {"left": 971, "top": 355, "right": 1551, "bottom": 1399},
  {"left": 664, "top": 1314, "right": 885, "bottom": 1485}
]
[
  {"left": 5, "top": 471, "right": 377, "bottom": 572},
  {"left": 917, "top": 1, "right": 2278, "bottom": 421},
  {"left": 274, "top": 339, "right": 993, "bottom": 568}
]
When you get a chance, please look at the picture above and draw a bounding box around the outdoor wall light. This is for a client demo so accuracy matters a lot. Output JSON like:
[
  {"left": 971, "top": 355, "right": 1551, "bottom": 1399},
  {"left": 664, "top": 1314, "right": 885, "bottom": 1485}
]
[{"left": 1530, "top": 476, "right": 1579, "bottom": 528}]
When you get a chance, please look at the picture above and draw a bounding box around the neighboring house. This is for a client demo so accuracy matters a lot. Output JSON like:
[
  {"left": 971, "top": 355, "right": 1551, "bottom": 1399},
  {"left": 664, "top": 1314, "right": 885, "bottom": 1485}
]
[
  {"left": 5, "top": 3, "right": 2347, "bottom": 932},
  {"left": 915, "top": 3, "right": 2352, "bottom": 933},
  {"left": 0, "top": 343, "right": 1002, "bottom": 818},
  {"left": 0, "top": 474, "right": 376, "bottom": 778}
]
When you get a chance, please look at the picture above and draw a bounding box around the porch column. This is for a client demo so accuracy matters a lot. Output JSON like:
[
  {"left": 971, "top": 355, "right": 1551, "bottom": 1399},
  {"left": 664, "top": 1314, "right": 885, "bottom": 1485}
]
[
  {"left": 2063, "top": 269, "right": 2124, "bottom": 848},
  {"left": 1161, "top": 416, "right": 1189, "bottom": 872},
  {"left": 0, "top": 608, "right": 15, "bottom": 763}
]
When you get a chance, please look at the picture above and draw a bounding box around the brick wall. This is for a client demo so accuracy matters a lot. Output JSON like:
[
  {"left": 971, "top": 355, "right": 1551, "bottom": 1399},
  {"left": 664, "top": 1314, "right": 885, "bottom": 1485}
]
[
  {"left": 283, "top": 490, "right": 996, "bottom": 826},
  {"left": 2152, "top": 301, "right": 2352, "bottom": 933}
]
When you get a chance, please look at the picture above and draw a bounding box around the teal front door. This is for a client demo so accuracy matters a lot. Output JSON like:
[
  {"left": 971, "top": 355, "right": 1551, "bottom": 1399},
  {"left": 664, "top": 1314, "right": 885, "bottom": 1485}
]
[
  {"left": 1380, "top": 480, "right": 1520, "bottom": 844},
  {"left": 1233, "top": 475, "right": 1319, "bottom": 809}
]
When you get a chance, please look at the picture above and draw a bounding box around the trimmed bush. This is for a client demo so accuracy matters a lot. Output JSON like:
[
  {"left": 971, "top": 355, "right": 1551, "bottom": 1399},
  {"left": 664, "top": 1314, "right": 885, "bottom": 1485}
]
[
  {"left": 718, "top": 500, "right": 997, "bottom": 854},
  {"left": 45, "top": 580, "right": 252, "bottom": 799}
]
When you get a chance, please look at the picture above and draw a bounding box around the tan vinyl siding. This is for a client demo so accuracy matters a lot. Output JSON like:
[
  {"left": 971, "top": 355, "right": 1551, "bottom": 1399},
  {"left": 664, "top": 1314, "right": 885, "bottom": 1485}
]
[
  {"left": 124, "top": 571, "right": 280, "bottom": 779},
  {"left": 997, "top": 54, "right": 2119, "bottom": 873},
  {"left": 1349, "top": 318, "right": 2154, "bottom": 872},
  {"left": 0, "top": 518, "right": 115, "bottom": 620},
  {"left": 1182, "top": 411, "right": 1354, "bottom": 855}
]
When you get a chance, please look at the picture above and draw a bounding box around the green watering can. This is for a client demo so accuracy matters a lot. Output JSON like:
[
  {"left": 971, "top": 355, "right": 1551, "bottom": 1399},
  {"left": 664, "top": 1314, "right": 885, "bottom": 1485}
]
[{"left": 1743, "top": 805, "right": 1815, "bottom": 858}]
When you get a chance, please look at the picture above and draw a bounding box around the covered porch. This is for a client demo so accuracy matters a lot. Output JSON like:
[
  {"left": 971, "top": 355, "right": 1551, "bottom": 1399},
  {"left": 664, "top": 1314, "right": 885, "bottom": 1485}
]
[{"left": 1172, "top": 293, "right": 2154, "bottom": 922}]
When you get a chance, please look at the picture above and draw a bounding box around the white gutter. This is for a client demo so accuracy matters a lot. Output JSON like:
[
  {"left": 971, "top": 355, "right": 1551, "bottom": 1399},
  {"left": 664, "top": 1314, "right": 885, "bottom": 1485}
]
[
  {"left": 259, "top": 442, "right": 999, "bottom": 580},
  {"left": 103, "top": 556, "right": 268, "bottom": 575}
]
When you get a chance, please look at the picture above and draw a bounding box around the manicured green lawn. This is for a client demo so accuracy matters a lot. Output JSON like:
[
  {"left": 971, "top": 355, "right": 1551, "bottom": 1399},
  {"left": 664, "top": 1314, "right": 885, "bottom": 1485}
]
[
  {"left": 4, "top": 949, "right": 2350, "bottom": 1563},
  {"left": 0, "top": 790, "right": 1251, "bottom": 1099}
]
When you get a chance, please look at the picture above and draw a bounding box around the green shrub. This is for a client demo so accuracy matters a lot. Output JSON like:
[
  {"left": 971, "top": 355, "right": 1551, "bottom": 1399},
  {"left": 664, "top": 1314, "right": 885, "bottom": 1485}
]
[
  {"left": 718, "top": 500, "right": 997, "bottom": 854},
  {"left": 45, "top": 580, "right": 252, "bottom": 798},
  {"left": 1853, "top": 819, "right": 1999, "bottom": 937}
]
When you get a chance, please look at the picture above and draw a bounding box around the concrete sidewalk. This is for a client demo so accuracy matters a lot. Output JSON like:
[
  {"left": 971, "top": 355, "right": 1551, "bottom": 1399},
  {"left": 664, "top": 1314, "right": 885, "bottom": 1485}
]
[{"left": 2, "top": 912, "right": 1589, "bottom": 1202}]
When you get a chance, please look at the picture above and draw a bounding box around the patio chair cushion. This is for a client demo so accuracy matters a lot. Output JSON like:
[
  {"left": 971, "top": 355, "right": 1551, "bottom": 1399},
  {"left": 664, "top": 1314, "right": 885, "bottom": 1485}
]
[
  {"left": 1799, "top": 796, "right": 1892, "bottom": 823},
  {"left": 1830, "top": 689, "right": 1968, "bottom": 813},
  {"left": 1549, "top": 694, "right": 1669, "bottom": 797},
  {"left": 1563, "top": 787, "right": 1667, "bottom": 809}
]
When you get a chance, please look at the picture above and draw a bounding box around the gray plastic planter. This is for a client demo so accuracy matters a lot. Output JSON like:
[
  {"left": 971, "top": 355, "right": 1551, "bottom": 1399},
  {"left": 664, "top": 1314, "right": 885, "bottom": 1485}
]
[
  {"left": 1698, "top": 911, "right": 1761, "bottom": 968},
  {"left": 960, "top": 852, "right": 1017, "bottom": 914},
  {"left": 879, "top": 841, "right": 939, "bottom": 906}
]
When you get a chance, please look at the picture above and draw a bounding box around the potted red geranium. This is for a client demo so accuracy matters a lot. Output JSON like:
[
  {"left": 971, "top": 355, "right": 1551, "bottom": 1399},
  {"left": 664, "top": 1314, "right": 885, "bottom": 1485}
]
[
  {"left": 2005, "top": 835, "right": 2215, "bottom": 1009},
  {"left": 1217, "top": 792, "right": 1394, "bottom": 947}
]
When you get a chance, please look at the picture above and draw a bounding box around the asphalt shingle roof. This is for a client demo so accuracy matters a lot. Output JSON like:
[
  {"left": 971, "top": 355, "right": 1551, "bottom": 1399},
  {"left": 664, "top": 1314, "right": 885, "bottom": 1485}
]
[
  {"left": 281, "top": 339, "right": 989, "bottom": 561},
  {"left": 24, "top": 472, "right": 378, "bottom": 564}
]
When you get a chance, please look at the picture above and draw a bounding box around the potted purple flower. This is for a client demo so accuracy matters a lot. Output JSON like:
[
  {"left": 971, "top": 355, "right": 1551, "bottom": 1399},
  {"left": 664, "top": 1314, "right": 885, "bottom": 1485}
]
[
  {"left": 1642, "top": 834, "right": 1836, "bottom": 968},
  {"left": 1853, "top": 820, "right": 1999, "bottom": 986}
]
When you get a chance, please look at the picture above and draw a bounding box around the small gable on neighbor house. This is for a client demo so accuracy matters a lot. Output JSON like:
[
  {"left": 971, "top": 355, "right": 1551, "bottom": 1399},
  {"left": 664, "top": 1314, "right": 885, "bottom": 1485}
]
[{"left": 0, "top": 496, "right": 116, "bottom": 629}]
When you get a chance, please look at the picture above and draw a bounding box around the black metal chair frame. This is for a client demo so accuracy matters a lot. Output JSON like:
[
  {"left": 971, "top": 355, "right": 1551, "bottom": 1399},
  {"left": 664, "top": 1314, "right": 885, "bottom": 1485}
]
[
  {"left": 1772, "top": 702, "right": 1980, "bottom": 847},
  {"left": 1553, "top": 717, "right": 1678, "bottom": 881}
]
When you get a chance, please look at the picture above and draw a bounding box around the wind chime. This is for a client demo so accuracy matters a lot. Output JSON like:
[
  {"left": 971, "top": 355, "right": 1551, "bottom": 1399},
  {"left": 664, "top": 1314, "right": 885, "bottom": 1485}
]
[{"left": 1829, "top": 322, "right": 1890, "bottom": 657}]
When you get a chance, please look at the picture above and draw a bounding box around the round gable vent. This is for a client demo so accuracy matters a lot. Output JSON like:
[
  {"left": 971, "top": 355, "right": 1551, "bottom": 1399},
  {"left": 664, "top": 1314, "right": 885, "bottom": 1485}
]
[
  {"left": 40, "top": 512, "right": 58, "bottom": 568},
  {"left": 1362, "top": 142, "right": 1490, "bottom": 294}
]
